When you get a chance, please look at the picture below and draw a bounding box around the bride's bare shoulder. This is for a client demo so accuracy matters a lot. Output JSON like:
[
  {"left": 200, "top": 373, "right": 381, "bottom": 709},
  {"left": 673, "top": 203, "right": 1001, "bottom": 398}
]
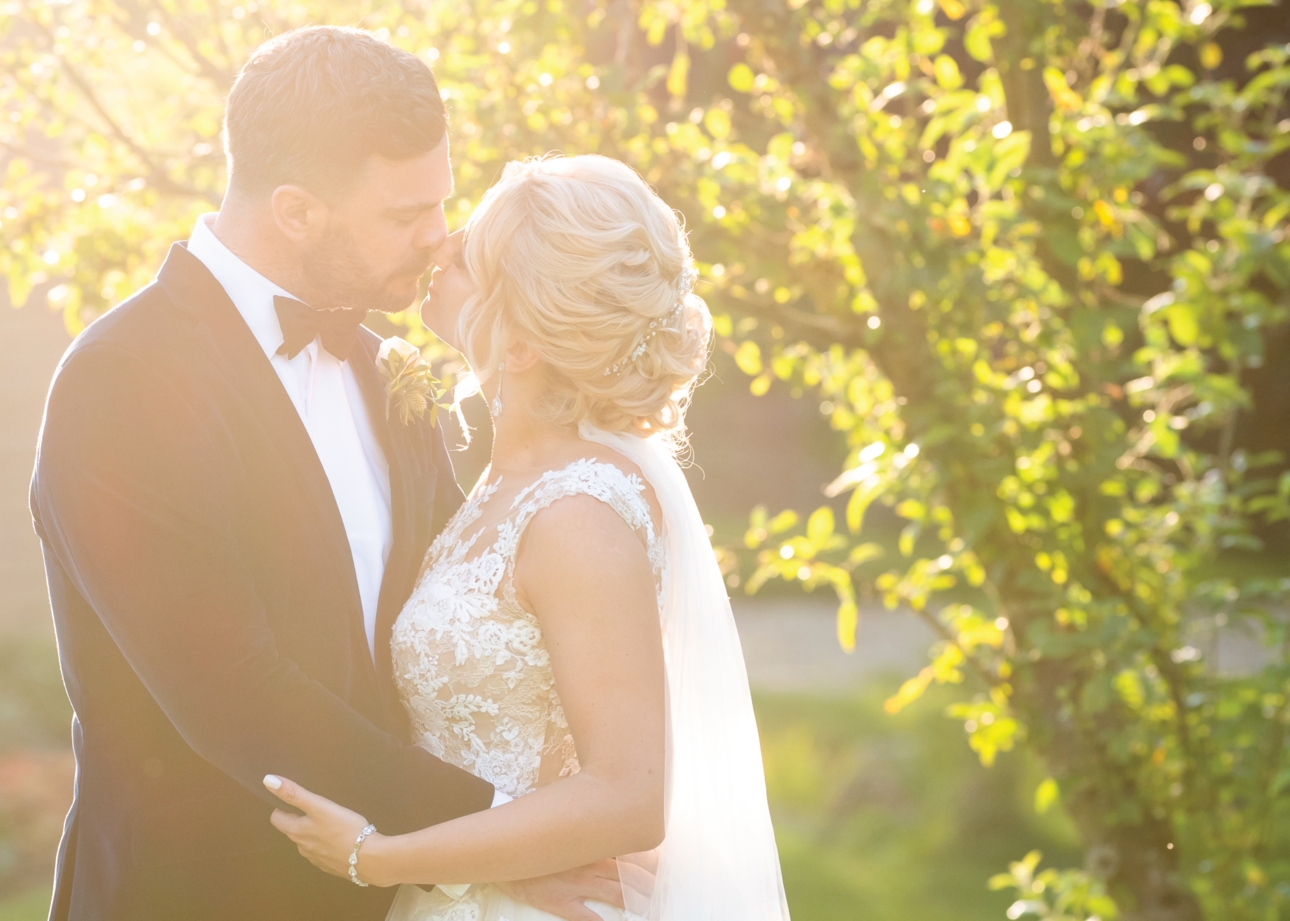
[
  {"left": 513, "top": 488, "right": 658, "bottom": 620},
  {"left": 510, "top": 449, "right": 662, "bottom": 612}
]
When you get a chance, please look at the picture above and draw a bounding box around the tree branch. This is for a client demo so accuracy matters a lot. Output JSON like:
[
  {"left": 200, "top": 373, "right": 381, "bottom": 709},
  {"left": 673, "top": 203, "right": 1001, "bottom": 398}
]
[
  {"left": 139, "top": 0, "right": 237, "bottom": 87},
  {"left": 914, "top": 605, "right": 1006, "bottom": 691},
  {"left": 0, "top": 138, "right": 76, "bottom": 170},
  {"left": 40, "top": 24, "right": 219, "bottom": 205}
]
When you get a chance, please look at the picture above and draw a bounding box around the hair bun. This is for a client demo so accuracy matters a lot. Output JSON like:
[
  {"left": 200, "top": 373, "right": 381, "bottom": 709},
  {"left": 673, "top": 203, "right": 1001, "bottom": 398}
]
[{"left": 457, "top": 154, "right": 712, "bottom": 437}]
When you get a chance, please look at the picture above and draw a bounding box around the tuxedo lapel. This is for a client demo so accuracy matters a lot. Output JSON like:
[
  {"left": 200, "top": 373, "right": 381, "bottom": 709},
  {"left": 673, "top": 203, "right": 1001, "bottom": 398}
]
[
  {"left": 155, "top": 244, "right": 375, "bottom": 675},
  {"left": 347, "top": 331, "right": 432, "bottom": 693}
]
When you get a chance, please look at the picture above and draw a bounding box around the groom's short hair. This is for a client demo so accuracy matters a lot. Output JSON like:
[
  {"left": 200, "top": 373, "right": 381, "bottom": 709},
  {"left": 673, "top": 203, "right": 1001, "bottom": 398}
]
[{"left": 224, "top": 26, "right": 447, "bottom": 197}]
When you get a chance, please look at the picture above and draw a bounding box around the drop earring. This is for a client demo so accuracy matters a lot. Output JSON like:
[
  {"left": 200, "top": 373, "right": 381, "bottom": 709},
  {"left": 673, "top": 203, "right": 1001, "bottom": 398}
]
[{"left": 491, "top": 362, "right": 505, "bottom": 417}]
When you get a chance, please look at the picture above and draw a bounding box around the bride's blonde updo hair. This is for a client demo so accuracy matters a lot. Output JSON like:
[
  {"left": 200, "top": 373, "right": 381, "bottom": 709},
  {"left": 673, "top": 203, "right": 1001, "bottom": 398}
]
[{"left": 457, "top": 154, "right": 711, "bottom": 436}]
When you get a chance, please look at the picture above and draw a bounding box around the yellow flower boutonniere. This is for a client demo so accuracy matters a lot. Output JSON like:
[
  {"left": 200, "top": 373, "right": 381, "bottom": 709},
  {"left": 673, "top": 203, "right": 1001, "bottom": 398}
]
[{"left": 377, "top": 337, "right": 445, "bottom": 426}]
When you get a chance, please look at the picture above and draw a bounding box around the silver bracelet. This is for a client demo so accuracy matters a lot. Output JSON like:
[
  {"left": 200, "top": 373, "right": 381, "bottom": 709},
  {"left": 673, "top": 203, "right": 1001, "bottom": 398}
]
[{"left": 348, "top": 824, "right": 378, "bottom": 887}]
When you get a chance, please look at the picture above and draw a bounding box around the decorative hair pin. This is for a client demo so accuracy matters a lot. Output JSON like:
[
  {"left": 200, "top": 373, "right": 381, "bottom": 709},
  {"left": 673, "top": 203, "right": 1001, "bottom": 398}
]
[{"left": 604, "top": 265, "right": 698, "bottom": 377}]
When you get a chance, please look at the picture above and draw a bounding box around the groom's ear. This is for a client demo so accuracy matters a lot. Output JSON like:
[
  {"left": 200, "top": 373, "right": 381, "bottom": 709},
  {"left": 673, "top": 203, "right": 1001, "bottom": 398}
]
[{"left": 270, "top": 184, "right": 329, "bottom": 243}]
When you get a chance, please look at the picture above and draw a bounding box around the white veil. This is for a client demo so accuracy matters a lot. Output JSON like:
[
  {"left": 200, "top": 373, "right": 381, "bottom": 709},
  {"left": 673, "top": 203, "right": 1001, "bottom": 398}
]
[{"left": 579, "top": 423, "right": 790, "bottom": 920}]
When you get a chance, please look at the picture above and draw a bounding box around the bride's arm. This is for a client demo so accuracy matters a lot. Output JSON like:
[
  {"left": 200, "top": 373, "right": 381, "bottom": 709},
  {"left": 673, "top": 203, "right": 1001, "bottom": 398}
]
[{"left": 267, "top": 494, "right": 666, "bottom": 886}]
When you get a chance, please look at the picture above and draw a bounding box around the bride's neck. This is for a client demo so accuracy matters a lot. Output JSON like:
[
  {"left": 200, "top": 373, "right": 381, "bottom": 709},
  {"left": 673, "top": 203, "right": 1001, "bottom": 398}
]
[{"left": 489, "top": 413, "right": 581, "bottom": 474}]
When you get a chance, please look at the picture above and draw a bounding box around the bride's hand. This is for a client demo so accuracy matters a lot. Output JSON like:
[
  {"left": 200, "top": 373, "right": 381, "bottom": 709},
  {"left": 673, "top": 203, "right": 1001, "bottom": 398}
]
[{"left": 264, "top": 774, "right": 387, "bottom": 885}]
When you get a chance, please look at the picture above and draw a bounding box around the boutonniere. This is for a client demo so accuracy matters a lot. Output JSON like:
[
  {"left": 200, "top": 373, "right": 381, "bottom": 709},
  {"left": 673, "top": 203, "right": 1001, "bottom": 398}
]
[{"left": 377, "top": 337, "right": 445, "bottom": 426}]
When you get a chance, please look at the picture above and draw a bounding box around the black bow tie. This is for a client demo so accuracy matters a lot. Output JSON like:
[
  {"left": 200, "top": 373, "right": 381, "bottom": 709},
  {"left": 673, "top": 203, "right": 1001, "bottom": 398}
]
[{"left": 273, "top": 296, "right": 368, "bottom": 362}]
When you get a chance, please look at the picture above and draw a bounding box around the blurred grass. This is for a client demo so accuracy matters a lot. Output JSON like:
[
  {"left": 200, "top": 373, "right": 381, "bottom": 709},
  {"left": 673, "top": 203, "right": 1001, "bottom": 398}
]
[
  {"left": 0, "top": 888, "right": 47, "bottom": 921},
  {"left": 0, "top": 636, "right": 1082, "bottom": 920},
  {"left": 757, "top": 687, "right": 1081, "bottom": 920},
  {"left": 0, "top": 636, "right": 70, "bottom": 755},
  {"left": 0, "top": 634, "right": 67, "bottom": 918}
]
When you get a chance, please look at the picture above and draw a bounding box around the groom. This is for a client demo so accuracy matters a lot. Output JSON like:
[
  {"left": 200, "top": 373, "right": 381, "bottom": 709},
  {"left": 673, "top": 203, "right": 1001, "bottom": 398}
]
[{"left": 31, "top": 26, "right": 621, "bottom": 921}]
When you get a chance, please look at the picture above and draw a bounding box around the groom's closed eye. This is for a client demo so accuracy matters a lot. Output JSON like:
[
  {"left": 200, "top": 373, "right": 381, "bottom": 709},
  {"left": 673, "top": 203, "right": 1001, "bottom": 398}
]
[{"left": 385, "top": 200, "right": 445, "bottom": 224}]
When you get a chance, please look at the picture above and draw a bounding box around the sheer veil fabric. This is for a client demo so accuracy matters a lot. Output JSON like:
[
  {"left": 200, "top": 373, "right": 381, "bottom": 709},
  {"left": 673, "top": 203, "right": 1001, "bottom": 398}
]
[{"left": 578, "top": 423, "right": 791, "bottom": 920}]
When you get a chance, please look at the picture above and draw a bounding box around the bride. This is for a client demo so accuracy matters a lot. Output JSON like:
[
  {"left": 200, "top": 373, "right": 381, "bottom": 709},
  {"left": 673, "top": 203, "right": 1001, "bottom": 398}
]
[{"left": 263, "top": 154, "right": 790, "bottom": 920}]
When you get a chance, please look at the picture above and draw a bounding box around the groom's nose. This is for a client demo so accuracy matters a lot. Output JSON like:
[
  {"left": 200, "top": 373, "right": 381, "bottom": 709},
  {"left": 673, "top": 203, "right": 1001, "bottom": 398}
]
[{"left": 414, "top": 205, "right": 450, "bottom": 254}]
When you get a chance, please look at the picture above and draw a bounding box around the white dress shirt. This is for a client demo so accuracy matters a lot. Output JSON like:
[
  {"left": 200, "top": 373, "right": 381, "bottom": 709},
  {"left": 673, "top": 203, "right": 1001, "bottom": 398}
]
[{"left": 188, "top": 214, "right": 392, "bottom": 659}]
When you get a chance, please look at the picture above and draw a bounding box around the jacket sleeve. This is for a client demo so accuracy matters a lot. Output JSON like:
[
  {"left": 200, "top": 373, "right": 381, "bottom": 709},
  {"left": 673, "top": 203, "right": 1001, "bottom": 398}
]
[{"left": 31, "top": 343, "right": 494, "bottom": 833}]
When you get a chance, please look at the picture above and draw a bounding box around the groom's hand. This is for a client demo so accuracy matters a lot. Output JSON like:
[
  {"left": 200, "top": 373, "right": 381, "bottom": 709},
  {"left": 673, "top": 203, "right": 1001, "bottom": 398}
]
[{"left": 496, "top": 860, "right": 625, "bottom": 921}]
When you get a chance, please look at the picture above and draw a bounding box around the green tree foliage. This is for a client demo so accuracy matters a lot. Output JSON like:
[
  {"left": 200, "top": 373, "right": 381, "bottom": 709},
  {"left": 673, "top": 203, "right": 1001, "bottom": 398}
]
[{"left": 4, "top": 1, "right": 1290, "bottom": 917}]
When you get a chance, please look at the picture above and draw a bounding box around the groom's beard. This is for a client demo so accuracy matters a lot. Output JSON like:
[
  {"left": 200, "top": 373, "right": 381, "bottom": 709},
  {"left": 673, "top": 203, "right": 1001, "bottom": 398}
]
[{"left": 302, "top": 223, "right": 430, "bottom": 314}]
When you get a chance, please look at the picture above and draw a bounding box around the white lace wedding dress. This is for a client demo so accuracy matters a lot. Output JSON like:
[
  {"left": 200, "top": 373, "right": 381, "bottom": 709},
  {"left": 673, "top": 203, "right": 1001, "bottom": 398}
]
[
  {"left": 385, "top": 457, "right": 661, "bottom": 921},
  {"left": 385, "top": 426, "right": 790, "bottom": 921}
]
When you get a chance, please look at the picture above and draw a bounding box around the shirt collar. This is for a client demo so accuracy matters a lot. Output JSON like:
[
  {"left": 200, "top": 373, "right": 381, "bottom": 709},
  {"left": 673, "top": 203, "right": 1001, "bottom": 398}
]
[{"left": 187, "top": 212, "right": 305, "bottom": 362}]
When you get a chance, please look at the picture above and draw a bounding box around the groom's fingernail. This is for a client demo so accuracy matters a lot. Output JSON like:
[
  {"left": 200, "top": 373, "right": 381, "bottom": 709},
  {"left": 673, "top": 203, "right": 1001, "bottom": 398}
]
[{"left": 263, "top": 774, "right": 282, "bottom": 790}]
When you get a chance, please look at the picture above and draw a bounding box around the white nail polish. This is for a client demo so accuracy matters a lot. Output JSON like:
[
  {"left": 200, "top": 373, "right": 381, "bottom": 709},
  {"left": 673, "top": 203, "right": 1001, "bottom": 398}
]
[{"left": 264, "top": 774, "right": 282, "bottom": 790}]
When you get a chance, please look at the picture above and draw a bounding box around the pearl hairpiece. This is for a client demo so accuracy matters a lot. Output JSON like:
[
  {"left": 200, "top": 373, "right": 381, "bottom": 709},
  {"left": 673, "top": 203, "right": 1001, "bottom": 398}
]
[{"left": 603, "top": 265, "right": 699, "bottom": 377}]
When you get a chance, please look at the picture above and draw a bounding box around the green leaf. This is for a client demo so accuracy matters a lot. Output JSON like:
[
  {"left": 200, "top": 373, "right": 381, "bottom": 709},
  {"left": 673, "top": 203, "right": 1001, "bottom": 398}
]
[
  {"left": 896, "top": 499, "right": 927, "bottom": 521},
  {"left": 768, "top": 509, "right": 800, "bottom": 534},
  {"left": 988, "top": 131, "right": 1031, "bottom": 188},
  {"left": 667, "top": 45, "right": 690, "bottom": 99},
  {"left": 735, "top": 340, "right": 763, "bottom": 375},
  {"left": 836, "top": 599, "right": 858, "bottom": 652},
  {"left": 1163, "top": 304, "right": 1200, "bottom": 346},
  {"left": 767, "top": 132, "right": 795, "bottom": 165},
  {"left": 846, "top": 485, "right": 875, "bottom": 534},
  {"left": 964, "top": 13, "right": 1001, "bottom": 63},
  {"left": 899, "top": 523, "right": 918, "bottom": 557},
  {"left": 1034, "top": 778, "right": 1060, "bottom": 814},
  {"left": 704, "top": 107, "right": 731, "bottom": 140},
  {"left": 847, "top": 542, "right": 884, "bottom": 566},
  {"left": 934, "top": 55, "right": 963, "bottom": 90},
  {"left": 728, "top": 63, "right": 755, "bottom": 93},
  {"left": 807, "top": 507, "right": 835, "bottom": 545}
]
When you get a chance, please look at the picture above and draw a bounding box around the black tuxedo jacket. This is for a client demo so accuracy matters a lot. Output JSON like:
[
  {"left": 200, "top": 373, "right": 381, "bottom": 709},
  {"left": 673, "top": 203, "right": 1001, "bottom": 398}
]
[{"left": 29, "top": 244, "right": 494, "bottom": 921}]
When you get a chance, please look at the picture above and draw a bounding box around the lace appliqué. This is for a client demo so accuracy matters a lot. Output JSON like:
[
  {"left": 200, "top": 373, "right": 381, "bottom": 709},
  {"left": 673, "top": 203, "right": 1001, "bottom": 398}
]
[{"left": 392, "top": 459, "right": 662, "bottom": 803}]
